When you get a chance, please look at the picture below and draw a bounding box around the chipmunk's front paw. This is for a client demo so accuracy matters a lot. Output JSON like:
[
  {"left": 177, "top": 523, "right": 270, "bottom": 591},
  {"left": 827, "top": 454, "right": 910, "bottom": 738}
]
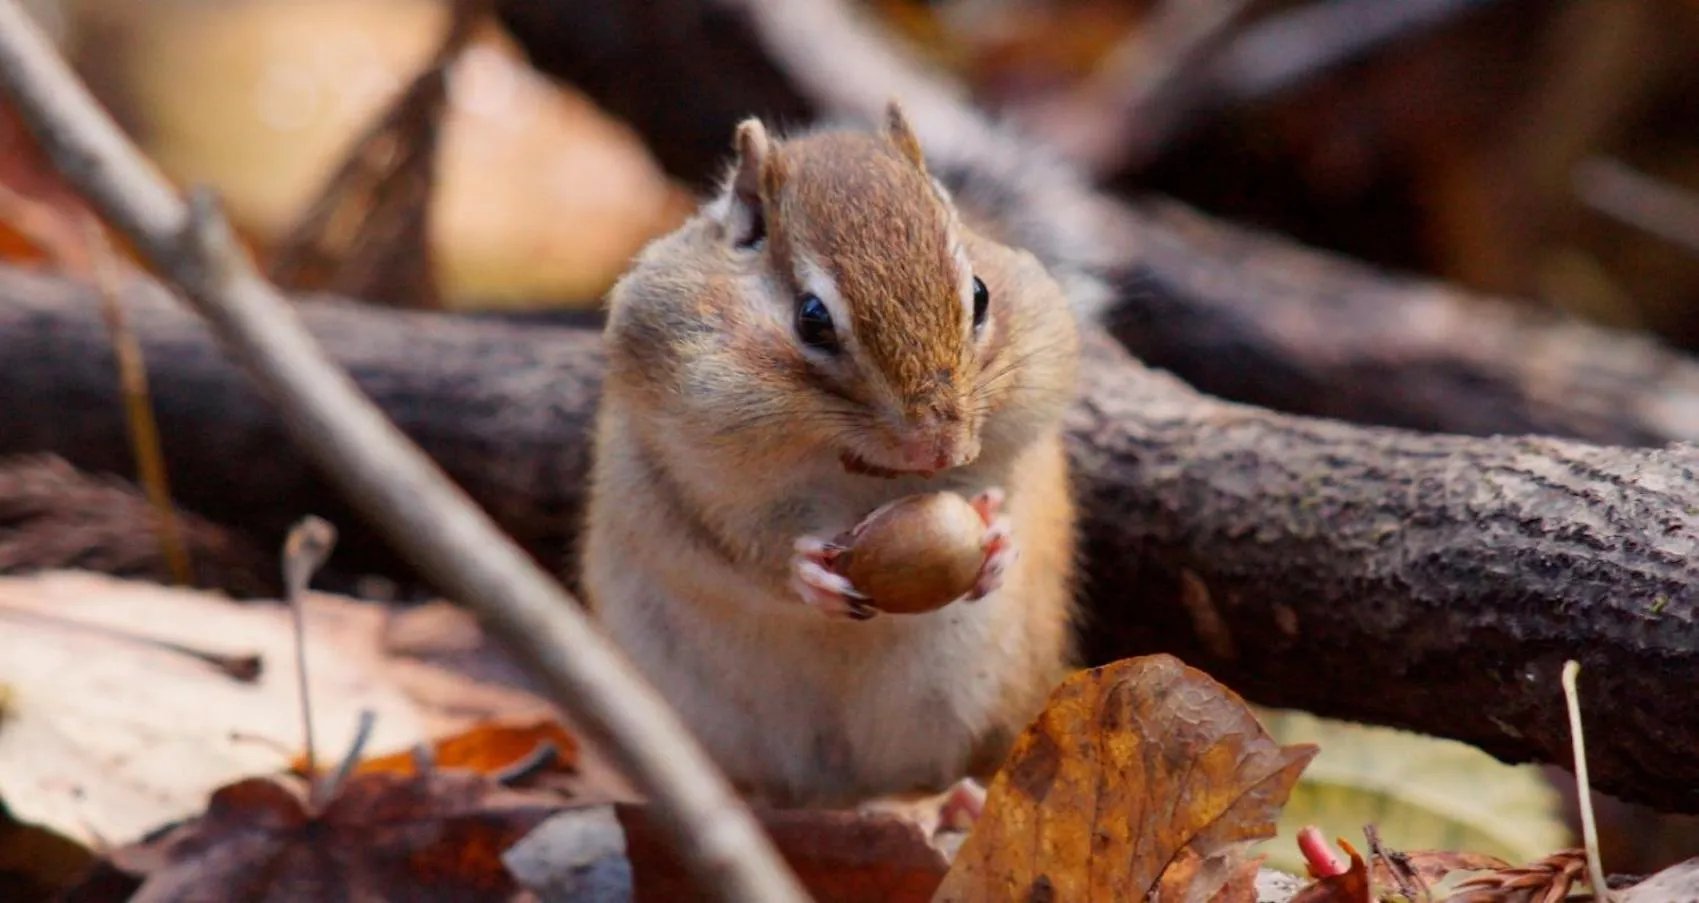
[
  {"left": 964, "top": 488, "right": 1016, "bottom": 602},
  {"left": 790, "top": 536, "right": 877, "bottom": 620},
  {"left": 857, "top": 777, "right": 987, "bottom": 840}
]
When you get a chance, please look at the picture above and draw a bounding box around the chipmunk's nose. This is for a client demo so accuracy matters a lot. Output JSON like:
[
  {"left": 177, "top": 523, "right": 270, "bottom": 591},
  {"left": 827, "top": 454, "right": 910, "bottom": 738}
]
[{"left": 893, "top": 411, "right": 979, "bottom": 473}]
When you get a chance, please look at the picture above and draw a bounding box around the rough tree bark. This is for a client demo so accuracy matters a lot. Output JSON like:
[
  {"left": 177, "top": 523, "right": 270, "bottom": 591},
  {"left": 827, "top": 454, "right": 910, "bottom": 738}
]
[
  {"left": 494, "top": 0, "right": 1699, "bottom": 447},
  {"left": 1, "top": 265, "right": 1695, "bottom": 812}
]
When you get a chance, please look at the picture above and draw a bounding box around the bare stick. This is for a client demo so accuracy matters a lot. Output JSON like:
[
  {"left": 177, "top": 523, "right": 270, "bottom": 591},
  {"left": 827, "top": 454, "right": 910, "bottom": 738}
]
[
  {"left": 87, "top": 214, "right": 194, "bottom": 587},
  {"left": 315, "top": 708, "right": 378, "bottom": 809},
  {"left": 0, "top": 5, "right": 807, "bottom": 901},
  {"left": 1212, "top": 0, "right": 1486, "bottom": 105},
  {"left": 0, "top": 182, "right": 192, "bottom": 584},
  {"left": 1030, "top": 0, "right": 1254, "bottom": 171},
  {"left": 281, "top": 515, "right": 337, "bottom": 786},
  {"left": 1574, "top": 157, "right": 1699, "bottom": 259},
  {"left": 1562, "top": 660, "right": 1613, "bottom": 903}
]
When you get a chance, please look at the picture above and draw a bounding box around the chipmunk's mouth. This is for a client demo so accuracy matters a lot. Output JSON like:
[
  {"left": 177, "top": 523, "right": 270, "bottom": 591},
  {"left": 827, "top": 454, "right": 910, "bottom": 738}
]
[{"left": 840, "top": 451, "right": 936, "bottom": 480}]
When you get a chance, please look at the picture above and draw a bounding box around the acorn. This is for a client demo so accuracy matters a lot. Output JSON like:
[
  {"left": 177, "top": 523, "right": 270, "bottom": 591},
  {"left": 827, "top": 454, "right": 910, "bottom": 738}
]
[{"left": 836, "top": 492, "right": 986, "bottom": 614}]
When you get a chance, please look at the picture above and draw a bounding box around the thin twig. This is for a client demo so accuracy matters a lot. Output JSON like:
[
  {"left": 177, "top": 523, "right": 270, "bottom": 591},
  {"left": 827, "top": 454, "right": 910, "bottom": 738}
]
[
  {"left": 491, "top": 740, "right": 561, "bottom": 786},
  {"left": 412, "top": 741, "right": 437, "bottom": 775},
  {"left": 1024, "top": 0, "right": 1255, "bottom": 172},
  {"left": 315, "top": 708, "right": 378, "bottom": 809},
  {"left": 0, "top": 5, "right": 807, "bottom": 900},
  {"left": 87, "top": 214, "right": 193, "bottom": 587},
  {"left": 1363, "top": 824, "right": 1427, "bottom": 901},
  {"left": 1013, "top": 0, "right": 1491, "bottom": 173},
  {"left": 1574, "top": 157, "right": 1699, "bottom": 259},
  {"left": 1562, "top": 660, "right": 1612, "bottom": 902},
  {"left": 1211, "top": 0, "right": 1488, "bottom": 105},
  {"left": 281, "top": 516, "right": 337, "bottom": 786},
  {"left": 0, "top": 182, "right": 193, "bottom": 585}
]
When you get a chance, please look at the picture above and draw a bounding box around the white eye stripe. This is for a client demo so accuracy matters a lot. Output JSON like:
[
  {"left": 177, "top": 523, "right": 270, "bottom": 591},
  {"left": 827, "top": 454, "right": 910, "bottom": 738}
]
[
  {"left": 949, "top": 233, "right": 974, "bottom": 318},
  {"left": 928, "top": 175, "right": 955, "bottom": 205},
  {"left": 794, "top": 252, "right": 851, "bottom": 332}
]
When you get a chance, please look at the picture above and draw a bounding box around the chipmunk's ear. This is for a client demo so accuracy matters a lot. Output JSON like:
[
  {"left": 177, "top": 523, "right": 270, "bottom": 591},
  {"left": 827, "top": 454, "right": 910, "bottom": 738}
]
[
  {"left": 728, "top": 117, "right": 773, "bottom": 247},
  {"left": 883, "top": 100, "right": 927, "bottom": 173}
]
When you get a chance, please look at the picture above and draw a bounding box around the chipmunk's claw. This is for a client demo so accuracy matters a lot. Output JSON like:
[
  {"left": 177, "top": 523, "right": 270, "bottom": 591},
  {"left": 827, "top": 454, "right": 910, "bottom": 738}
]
[
  {"left": 938, "top": 777, "right": 988, "bottom": 831},
  {"left": 790, "top": 536, "right": 876, "bottom": 619},
  {"left": 964, "top": 488, "right": 1016, "bottom": 602},
  {"left": 857, "top": 777, "right": 987, "bottom": 838}
]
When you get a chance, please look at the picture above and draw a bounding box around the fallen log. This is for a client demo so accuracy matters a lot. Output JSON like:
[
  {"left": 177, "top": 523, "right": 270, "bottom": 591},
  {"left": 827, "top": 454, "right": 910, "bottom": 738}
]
[{"left": 0, "top": 264, "right": 1694, "bottom": 812}]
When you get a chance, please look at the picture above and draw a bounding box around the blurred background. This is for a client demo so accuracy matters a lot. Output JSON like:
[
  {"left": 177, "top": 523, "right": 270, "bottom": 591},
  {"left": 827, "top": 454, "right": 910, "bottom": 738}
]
[
  {"left": 9, "top": 0, "right": 1699, "bottom": 346},
  {"left": 4, "top": 0, "right": 1699, "bottom": 882}
]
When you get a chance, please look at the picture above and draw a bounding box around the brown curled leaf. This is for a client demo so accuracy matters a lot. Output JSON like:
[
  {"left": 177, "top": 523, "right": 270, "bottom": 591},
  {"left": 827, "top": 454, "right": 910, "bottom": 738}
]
[
  {"left": 933, "top": 654, "right": 1318, "bottom": 902},
  {"left": 1290, "top": 838, "right": 1372, "bottom": 903},
  {"left": 69, "top": 771, "right": 560, "bottom": 902}
]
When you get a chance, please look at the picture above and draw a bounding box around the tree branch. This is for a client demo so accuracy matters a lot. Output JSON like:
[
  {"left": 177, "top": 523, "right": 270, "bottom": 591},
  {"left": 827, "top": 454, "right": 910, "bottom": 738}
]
[
  {"left": 0, "top": 4, "right": 807, "bottom": 900},
  {"left": 0, "top": 266, "right": 1695, "bottom": 813}
]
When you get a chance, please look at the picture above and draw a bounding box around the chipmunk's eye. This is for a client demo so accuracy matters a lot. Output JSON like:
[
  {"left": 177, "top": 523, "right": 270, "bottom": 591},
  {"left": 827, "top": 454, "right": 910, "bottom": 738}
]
[
  {"left": 971, "top": 276, "right": 990, "bottom": 330},
  {"left": 796, "top": 294, "right": 839, "bottom": 351}
]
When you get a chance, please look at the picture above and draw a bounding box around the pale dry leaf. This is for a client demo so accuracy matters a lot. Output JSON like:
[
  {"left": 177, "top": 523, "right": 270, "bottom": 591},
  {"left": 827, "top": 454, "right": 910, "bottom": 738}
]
[
  {"left": 0, "top": 572, "right": 426, "bottom": 847},
  {"left": 0, "top": 572, "right": 572, "bottom": 847},
  {"left": 933, "top": 654, "right": 1318, "bottom": 903}
]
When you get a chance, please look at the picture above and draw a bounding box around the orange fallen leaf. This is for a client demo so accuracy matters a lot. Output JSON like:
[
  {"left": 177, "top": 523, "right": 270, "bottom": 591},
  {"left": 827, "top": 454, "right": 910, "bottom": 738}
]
[
  {"left": 1151, "top": 845, "right": 1265, "bottom": 903},
  {"left": 933, "top": 654, "right": 1318, "bottom": 902},
  {"left": 1290, "top": 839, "right": 1371, "bottom": 903},
  {"left": 291, "top": 720, "right": 579, "bottom": 781},
  {"left": 618, "top": 803, "right": 950, "bottom": 903},
  {"left": 67, "top": 770, "right": 561, "bottom": 902}
]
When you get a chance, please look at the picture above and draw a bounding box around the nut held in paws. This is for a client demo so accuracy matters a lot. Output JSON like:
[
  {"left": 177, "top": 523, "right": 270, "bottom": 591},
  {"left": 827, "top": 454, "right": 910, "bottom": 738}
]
[{"left": 837, "top": 492, "right": 985, "bottom": 614}]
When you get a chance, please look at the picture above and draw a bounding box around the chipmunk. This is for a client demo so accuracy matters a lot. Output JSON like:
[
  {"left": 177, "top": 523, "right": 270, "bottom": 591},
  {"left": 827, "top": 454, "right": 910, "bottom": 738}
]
[{"left": 580, "top": 101, "right": 1080, "bottom": 821}]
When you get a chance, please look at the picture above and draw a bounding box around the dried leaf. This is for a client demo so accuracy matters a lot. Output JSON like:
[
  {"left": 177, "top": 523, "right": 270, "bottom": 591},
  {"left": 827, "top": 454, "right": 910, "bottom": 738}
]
[
  {"left": 0, "top": 574, "right": 430, "bottom": 848},
  {"left": 294, "top": 720, "right": 579, "bottom": 781},
  {"left": 96, "top": 0, "right": 686, "bottom": 309},
  {"left": 933, "top": 655, "right": 1318, "bottom": 902},
  {"left": 1290, "top": 839, "right": 1371, "bottom": 903},
  {"left": 0, "top": 793, "right": 93, "bottom": 901},
  {"left": 0, "top": 573, "right": 580, "bottom": 849},
  {"left": 1152, "top": 845, "right": 1265, "bottom": 903},
  {"left": 619, "top": 804, "right": 950, "bottom": 903},
  {"left": 1370, "top": 848, "right": 1509, "bottom": 890},
  {"left": 263, "top": 1, "right": 485, "bottom": 308},
  {"left": 94, "top": 771, "right": 559, "bottom": 902},
  {"left": 1618, "top": 855, "right": 1699, "bottom": 903},
  {"left": 1449, "top": 848, "right": 1586, "bottom": 903}
]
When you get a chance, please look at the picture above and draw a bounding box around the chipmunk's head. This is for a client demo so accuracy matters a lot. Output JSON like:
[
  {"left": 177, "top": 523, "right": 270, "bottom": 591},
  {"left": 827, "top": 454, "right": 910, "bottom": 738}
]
[{"left": 713, "top": 102, "right": 997, "bottom": 477}]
